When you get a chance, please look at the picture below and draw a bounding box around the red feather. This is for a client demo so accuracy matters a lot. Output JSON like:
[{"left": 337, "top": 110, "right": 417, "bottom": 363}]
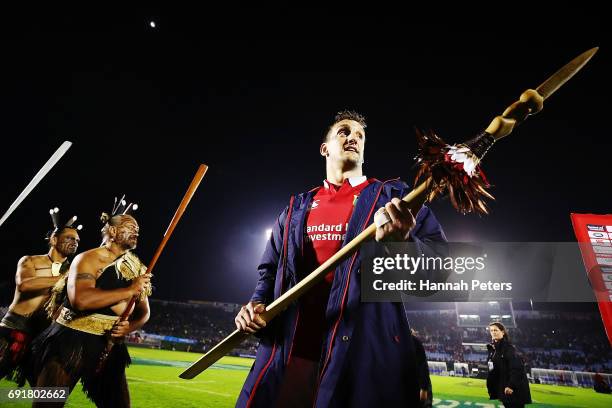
[{"left": 414, "top": 129, "right": 494, "bottom": 215}]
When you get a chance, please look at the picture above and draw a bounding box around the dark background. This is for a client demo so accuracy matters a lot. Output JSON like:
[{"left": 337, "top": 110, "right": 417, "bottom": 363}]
[{"left": 1, "top": 9, "right": 610, "bottom": 306}]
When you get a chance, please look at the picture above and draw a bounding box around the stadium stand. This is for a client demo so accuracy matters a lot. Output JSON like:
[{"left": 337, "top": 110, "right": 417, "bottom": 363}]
[{"left": 3, "top": 299, "right": 609, "bottom": 387}]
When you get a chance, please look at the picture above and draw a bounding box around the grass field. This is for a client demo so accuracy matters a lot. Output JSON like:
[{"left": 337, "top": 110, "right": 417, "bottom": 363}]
[{"left": 1, "top": 347, "right": 610, "bottom": 407}]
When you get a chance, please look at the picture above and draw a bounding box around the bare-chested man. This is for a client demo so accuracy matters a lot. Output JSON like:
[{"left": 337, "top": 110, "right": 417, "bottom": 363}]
[
  {"left": 30, "top": 211, "right": 151, "bottom": 408},
  {"left": 0, "top": 216, "right": 80, "bottom": 385}
]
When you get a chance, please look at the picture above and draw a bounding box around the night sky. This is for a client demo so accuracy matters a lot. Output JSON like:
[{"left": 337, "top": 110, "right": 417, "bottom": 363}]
[{"left": 1, "top": 10, "right": 610, "bottom": 306}]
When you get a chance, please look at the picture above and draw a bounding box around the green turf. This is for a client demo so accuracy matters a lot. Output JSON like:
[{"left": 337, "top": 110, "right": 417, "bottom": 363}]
[
  {"left": 431, "top": 376, "right": 612, "bottom": 407},
  {"left": 1, "top": 347, "right": 610, "bottom": 407}
]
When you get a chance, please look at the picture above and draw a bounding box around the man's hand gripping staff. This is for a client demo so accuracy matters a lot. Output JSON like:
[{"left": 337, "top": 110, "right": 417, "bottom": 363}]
[{"left": 110, "top": 274, "right": 152, "bottom": 338}]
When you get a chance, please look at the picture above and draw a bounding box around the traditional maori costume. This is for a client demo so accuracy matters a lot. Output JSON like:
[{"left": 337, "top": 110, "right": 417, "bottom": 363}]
[
  {"left": 0, "top": 260, "right": 71, "bottom": 385},
  {"left": 0, "top": 207, "right": 78, "bottom": 385},
  {"left": 29, "top": 250, "right": 149, "bottom": 407},
  {"left": 0, "top": 306, "right": 56, "bottom": 385}
]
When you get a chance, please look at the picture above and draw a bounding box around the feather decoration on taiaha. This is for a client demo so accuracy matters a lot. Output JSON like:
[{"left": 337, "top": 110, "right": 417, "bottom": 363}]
[{"left": 414, "top": 129, "right": 495, "bottom": 215}]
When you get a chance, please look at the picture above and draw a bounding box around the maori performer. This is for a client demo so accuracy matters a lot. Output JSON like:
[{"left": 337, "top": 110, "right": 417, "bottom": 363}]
[
  {"left": 30, "top": 197, "right": 151, "bottom": 408},
  {"left": 0, "top": 207, "right": 81, "bottom": 385}
]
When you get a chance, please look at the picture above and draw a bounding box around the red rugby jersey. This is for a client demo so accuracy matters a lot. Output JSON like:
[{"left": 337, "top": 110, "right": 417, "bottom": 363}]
[{"left": 291, "top": 176, "right": 373, "bottom": 361}]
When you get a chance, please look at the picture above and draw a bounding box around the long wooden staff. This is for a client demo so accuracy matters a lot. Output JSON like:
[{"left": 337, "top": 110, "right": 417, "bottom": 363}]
[
  {"left": 97, "top": 164, "right": 208, "bottom": 372},
  {"left": 122, "top": 164, "right": 208, "bottom": 319},
  {"left": 180, "top": 48, "right": 597, "bottom": 379}
]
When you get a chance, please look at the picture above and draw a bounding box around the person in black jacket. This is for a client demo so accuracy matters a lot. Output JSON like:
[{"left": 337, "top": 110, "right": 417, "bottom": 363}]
[{"left": 486, "top": 322, "right": 532, "bottom": 407}]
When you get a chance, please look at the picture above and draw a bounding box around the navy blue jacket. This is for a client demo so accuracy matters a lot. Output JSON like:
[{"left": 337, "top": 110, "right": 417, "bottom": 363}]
[{"left": 237, "top": 179, "right": 447, "bottom": 407}]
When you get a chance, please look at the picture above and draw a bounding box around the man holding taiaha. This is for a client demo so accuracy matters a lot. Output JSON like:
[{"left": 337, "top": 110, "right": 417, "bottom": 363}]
[
  {"left": 181, "top": 48, "right": 598, "bottom": 408},
  {"left": 0, "top": 207, "right": 81, "bottom": 385},
  {"left": 234, "top": 111, "right": 448, "bottom": 407},
  {"left": 30, "top": 198, "right": 151, "bottom": 408}
]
